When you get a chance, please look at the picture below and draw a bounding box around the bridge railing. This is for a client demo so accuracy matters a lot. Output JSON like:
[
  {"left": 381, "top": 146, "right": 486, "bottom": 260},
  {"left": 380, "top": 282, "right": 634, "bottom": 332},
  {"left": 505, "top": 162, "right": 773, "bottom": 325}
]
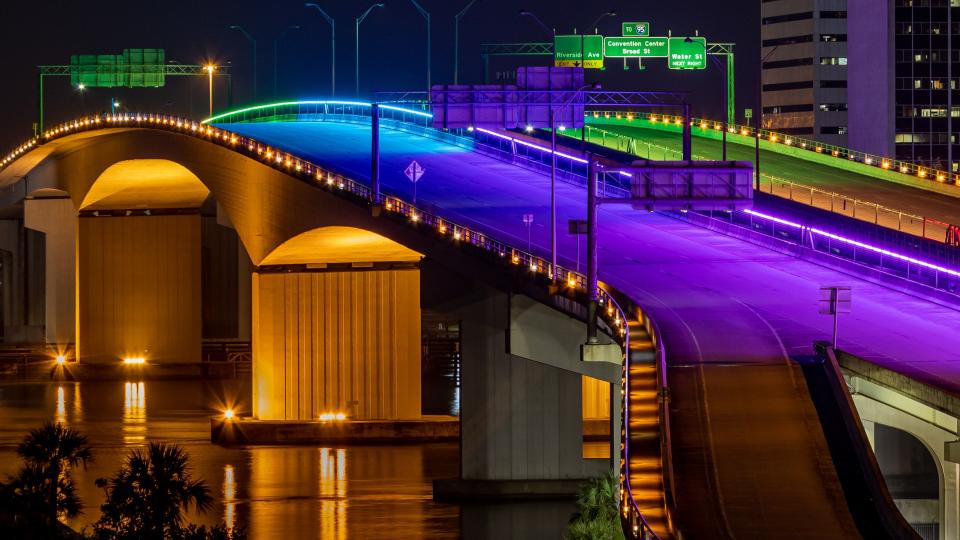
[
  {"left": 589, "top": 109, "right": 960, "bottom": 186},
  {"left": 7, "top": 110, "right": 673, "bottom": 540},
  {"left": 573, "top": 122, "right": 955, "bottom": 245}
]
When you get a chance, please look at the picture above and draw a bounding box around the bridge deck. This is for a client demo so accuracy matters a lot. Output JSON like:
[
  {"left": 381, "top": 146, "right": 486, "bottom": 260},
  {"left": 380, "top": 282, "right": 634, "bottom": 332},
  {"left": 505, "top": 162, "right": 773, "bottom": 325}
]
[
  {"left": 589, "top": 122, "right": 960, "bottom": 227},
  {"left": 224, "top": 120, "right": 960, "bottom": 393},
  {"left": 223, "top": 120, "right": 960, "bottom": 537}
]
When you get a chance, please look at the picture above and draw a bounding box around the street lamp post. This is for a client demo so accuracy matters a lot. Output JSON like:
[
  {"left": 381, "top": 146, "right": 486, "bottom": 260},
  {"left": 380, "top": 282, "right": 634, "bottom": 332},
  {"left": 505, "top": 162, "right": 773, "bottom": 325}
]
[
  {"left": 205, "top": 64, "right": 216, "bottom": 117},
  {"left": 274, "top": 25, "right": 301, "bottom": 98},
  {"left": 587, "top": 10, "right": 616, "bottom": 35},
  {"left": 454, "top": 0, "right": 478, "bottom": 85},
  {"left": 305, "top": 3, "right": 336, "bottom": 96},
  {"left": 356, "top": 3, "right": 385, "bottom": 97},
  {"left": 519, "top": 9, "right": 553, "bottom": 36},
  {"left": 548, "top": 84, "right": 594, "bottom": 279},
  {"left": 757, "top": 45, "right": 780, "bottom": 190},
  {"left": 229, "top": 25, "right": 257, "bottom": 100},
  {"left": 409, "top": 0, "right": 431, "bottom": 91}
]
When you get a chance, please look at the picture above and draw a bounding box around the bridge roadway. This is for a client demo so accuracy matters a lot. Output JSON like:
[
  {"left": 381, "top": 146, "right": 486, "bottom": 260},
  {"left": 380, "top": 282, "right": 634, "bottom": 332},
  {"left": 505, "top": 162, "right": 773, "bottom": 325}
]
[
  {"left": 584, "top": 121, "right": 960, "bottom": 227},
  {"left": 221, "top": 120, "right": 960, "bottom": 537}
]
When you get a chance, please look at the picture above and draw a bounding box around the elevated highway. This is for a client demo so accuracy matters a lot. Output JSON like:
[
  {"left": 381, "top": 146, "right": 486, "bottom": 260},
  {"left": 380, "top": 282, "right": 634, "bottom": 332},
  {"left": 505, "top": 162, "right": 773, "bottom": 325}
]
[
  {"left": 3, "top": 104, "right": 958, "bottom": 538},
  {"left": 577, "top": 113, "right": 960, "bottom": 242}
]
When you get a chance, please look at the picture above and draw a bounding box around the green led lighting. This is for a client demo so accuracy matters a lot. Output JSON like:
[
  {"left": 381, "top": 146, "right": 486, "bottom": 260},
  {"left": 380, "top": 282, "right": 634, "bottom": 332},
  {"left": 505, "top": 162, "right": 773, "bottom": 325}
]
[{"left": 202, "top": 100, "right": 372, "bottom": 124}]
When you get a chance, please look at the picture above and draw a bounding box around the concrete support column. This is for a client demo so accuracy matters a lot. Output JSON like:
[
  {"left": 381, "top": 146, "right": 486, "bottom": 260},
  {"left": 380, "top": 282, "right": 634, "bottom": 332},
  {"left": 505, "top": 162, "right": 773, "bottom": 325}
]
[
  {"left": 251, "top": 268, "right": 421, "bottom": 421},
  {"left": 24, "top": 198, "right": 76, "bottom": 348},
  {"left": 77, "top": 214, "right": 201, "bottom": 363},
  {"left": 453, "top": 286, "right": 613, "bottom": 481}
]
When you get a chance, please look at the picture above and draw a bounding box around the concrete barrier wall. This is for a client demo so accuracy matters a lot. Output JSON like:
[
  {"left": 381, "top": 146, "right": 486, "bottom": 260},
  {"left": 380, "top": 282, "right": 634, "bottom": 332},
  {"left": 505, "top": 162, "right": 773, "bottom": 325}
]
[{"left": 252, "top": 268, "right": 421, "bottom": 421}]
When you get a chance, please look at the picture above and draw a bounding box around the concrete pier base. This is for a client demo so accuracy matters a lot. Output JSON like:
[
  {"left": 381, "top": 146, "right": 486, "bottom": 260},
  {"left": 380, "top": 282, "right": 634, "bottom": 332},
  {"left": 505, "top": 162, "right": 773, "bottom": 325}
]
[{"left": 211, "top": 416, "right": 459, "bottom": 445}]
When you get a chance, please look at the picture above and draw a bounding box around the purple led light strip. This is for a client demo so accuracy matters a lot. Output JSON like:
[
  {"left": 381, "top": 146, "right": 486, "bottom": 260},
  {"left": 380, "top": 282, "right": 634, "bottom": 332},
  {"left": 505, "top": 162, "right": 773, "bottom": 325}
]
[
  {"left": 744, "top": 209, "right": 960, "bottom": 278},
  {"left": 474, "top": 127, "right": 635, "bottom": 178}
]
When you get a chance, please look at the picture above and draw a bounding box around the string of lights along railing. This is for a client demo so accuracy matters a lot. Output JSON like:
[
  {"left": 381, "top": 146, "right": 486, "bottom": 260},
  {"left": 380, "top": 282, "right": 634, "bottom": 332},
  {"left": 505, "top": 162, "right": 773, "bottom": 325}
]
[
  {"left": 589, "top": 110, "right": 960, "bottom": 186},
  {"left": 578, "top": 123, "right": 954, "bottom": 244},
  {"left": 8, "top": 107, "right": 671, "bottom": 540},
  {"left": 1, "top": 111, "right": 630, "bottom": 337}
]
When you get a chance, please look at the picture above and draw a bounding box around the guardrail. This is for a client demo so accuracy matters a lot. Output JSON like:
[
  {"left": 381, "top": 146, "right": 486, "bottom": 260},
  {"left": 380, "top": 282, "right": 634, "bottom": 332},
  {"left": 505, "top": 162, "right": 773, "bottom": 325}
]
[
  {"left": 679, "top": 208, "right": 960, "bottom": 296},
  {"left": 573, "top": 123, "right": 956, "bottom": 245},
  {"left": 614, "top": 294, "right": 674, "bottom": 540},
  {"left": 587, "top": 109, "right": 960, "bottom": 186}
]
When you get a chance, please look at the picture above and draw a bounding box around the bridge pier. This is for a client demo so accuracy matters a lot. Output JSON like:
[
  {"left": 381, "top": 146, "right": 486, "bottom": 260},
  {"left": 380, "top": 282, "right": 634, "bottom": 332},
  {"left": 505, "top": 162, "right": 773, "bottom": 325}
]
[
  {"left": 24, "top": 196, "right": 76, "bottom": 349},
  {"left": 426, "top": 262, "right": 620, "bottom": 499},
  {"left": 251, "top": 267, "right": 421, "bottom": 421},
  {"left": 77, "top": 212, "right": 202, "bottom": 364}
]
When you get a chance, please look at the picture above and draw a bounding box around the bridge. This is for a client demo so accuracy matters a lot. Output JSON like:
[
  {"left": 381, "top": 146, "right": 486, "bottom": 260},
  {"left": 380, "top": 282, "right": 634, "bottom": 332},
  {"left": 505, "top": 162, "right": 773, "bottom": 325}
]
[{"left": 1, "top": 101, "right": 958, "bottom": 539}]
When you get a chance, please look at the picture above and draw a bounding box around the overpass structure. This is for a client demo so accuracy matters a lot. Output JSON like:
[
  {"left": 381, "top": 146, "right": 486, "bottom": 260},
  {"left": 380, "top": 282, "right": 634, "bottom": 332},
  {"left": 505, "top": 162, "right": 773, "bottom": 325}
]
[{"left": 1, "top": 102, "right": 959, "bottom": 539}]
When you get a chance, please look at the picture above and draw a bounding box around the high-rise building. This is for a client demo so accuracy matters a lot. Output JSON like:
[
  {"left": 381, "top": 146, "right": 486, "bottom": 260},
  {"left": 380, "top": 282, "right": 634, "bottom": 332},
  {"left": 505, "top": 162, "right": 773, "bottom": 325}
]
[
  {"left": 763, "top": 0, "right": 960, "bottom": 171},
  {"left": 760, "top": 0, "right": 849, "bottom": 148}
]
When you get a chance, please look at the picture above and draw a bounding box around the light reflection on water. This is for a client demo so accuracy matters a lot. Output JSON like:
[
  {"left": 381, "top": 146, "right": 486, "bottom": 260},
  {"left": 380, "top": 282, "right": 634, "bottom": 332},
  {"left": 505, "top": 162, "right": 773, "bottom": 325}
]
[
  {"left": 223, "top": 464, "right": 236, "bottom": 533},
  {"left": 0, "top": 380, "right": 574, "bottom": 539},
  {"left": 122, "top": 382, "right": 146, "bottom": 443},
  {"left": 0, "top": 380, "right": 465, "bottom": 539}
]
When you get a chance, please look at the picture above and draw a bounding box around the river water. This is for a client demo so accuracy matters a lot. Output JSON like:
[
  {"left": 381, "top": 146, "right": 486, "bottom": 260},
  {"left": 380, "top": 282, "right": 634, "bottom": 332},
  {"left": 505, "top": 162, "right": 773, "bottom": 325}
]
[{"left": 0, "top": 380, "right": 575, "bottom": 539}]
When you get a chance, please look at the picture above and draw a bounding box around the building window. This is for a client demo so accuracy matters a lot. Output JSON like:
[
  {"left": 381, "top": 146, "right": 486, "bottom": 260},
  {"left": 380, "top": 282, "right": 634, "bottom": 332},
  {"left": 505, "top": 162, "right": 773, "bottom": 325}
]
[
  {"left": 820, "top": 126, "right": 848, "bottom": 135},
  {"left": 819, "top": 11, "right": 847, "bottom": 18},
  {"left": 763, "top": 35, "right": 813, "bottom": 47},
  {"left": 764, "top": 58, "right": 814, "bottom": 69},
  {"left": 763, "top": 81, "right": 814, "bottom": 91},
  {"left": 763, "top": 104, "right": 815, "bottom": 114},
  {"left": 820, "top": 34, "right": 847, "bottom": 42},
  {"left": 932, "top": 80, "right": 946, "bottom": 90},
  {"left": 819, "top": 103, "right": 848, "bottom": 112},
  {"left": 820, "top": 80, "right": 847, "bottom": 88},
  {"left": 819, "top": 57, "right": 848, "bottom": 66},
  {"left": 896, "top": 133, "right": 929, "bottom": 144},
  {"left": 762, "top": 12, "right": 813, "bottom": 24}
]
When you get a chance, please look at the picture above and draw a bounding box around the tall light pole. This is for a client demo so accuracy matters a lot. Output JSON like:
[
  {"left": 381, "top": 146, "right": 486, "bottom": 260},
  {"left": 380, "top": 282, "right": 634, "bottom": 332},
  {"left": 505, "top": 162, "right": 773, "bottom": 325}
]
[
  {"left": 305, "top": 3, "right": 336, "bottom": 96},
  {"left": 548, "top": 84, "right": 596, "bottom": 280},
  {"left": 229, "top": 25, "right": 257, "bottom": 100},
  {"left": 205, "top": 64, "right": 216, "bottom": 116},
  {"left": 454, "top": 0, "right": 478, "bottom": 85},
  {"left": 274, "top": 25, "right": 301, "bottom": 98},
  {"left": 587, "top": 10, "right": 616, "bottom": 34},
  {"left": 757, "top": 45, "right": 780, "bottom": 190},
  {"left": 519, "top": 9, "right": 553, "bottom": 36},
  {"left": 356, "top": 3, "right": 385, "bottom": 97},
  {"left": 409, "top": 0, "right": 431, "bottom": 90}
]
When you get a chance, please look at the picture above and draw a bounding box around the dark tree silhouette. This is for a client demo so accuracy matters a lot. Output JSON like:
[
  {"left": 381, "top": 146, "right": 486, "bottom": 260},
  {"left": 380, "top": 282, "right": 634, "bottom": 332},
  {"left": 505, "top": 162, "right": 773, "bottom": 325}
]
[{"left": 94, "top": 442, "right": 213, "bottom": 540}]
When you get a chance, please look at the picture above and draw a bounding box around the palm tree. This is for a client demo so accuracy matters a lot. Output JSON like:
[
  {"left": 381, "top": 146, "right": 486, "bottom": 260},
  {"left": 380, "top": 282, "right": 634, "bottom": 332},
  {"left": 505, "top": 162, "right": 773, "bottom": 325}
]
[
  {"left": 566, "top": 470, "right": 624, "bottom": 540},
  {"left": 15, "top": 422, "right": 92, "bottom": 524},
  {"left": 95, "top": 442, "right": 212, "bottom": 539}
]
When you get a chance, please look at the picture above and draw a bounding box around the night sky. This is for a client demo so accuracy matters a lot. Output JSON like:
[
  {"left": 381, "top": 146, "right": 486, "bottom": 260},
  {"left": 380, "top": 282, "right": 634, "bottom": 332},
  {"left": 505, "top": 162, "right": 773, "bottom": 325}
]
[{"left": 0, "top": 1, "right": 759, "bottom": 152}]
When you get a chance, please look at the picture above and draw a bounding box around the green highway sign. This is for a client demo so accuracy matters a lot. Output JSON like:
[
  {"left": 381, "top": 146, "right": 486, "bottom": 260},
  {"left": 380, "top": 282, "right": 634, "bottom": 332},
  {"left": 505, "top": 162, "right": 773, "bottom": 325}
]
[
  {"left": 622, "top": 22, "right": 650, "bottom": 37},
  {"left": 554, "top": 35, "right": 604, "bottom": 68},
  {"left": 668, "top": 37, "right": 707, "bottom": 69},
  {"left": 603, "top": 37, "right": 668, "bottom": 58}
]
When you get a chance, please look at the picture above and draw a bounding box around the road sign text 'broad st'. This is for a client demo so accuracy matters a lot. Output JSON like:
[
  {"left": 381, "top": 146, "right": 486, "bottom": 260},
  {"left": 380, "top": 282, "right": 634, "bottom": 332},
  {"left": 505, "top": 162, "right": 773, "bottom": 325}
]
[{"left": 603, "top": 37, "right": 668, "bottom": 58}]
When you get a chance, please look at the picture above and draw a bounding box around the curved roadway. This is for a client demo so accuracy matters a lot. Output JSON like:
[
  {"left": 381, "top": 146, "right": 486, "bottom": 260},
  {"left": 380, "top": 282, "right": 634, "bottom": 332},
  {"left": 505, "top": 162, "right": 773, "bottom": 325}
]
[{"left": 221, "top": 120, "right": 960, "bottom": 538}]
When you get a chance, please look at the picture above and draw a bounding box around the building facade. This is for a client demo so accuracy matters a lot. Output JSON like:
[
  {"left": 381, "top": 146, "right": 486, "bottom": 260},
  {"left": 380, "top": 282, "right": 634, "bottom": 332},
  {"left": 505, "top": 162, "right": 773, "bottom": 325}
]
[
  {"left": 761, "top": 0, "right": 849, "bottom": 148},
  {"left": 764, "top": 0, "right": 960, "bottom": 171}
]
